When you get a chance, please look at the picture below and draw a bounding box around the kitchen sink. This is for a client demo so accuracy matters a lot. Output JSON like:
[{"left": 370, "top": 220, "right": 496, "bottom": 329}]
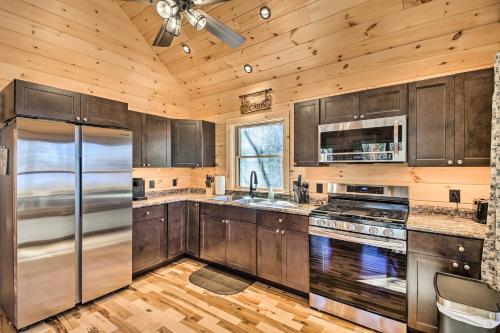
[{"left": 210, "top": 196, "right": 299, "bottom": 209}]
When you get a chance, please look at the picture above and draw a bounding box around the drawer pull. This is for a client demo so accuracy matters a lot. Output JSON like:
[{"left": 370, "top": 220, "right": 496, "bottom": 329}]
[
  {"left": 161, "top": 218, "right": 164, "bottom": 222},
  {"left": 146, "top": 211, "right": 151, "bottom": 215},
  {"left": 452, "top": 262, "right": 459, "bottom": 268},
  {"left": 464, "top": 264, "right": 471, "bottom": 271},
  {"left": 458, "top": 246, "right": 465, "bottom": 252},
  {"left": 281, "top": 230, "right": 285, "bottom": 234},
  {"left": 278, "top": 218, "right": 283, "bottom": 223},
  {"left": 276, "top": 229, "right": 280, "bottom": 233}
]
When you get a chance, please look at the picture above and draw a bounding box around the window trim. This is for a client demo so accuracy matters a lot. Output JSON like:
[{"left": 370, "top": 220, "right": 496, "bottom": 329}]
[
  {"left": 235, "top": 121, "right": 284, "bottom": 190},
  {"left": 226, "top": 113, "right": 289, "bottom": 193}
]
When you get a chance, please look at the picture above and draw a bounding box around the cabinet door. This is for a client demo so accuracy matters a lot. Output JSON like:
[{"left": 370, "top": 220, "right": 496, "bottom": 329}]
[
  {"left": 201, "top": 121, "right": 216, "bottom": 167},
  {"left": 132, "top": 217, "right": 166, "bottom": 273},
  {"left": 172, "top": 120, "right": 201, "bottom": 167},
  {"left": 408, "top": 76, "right": 455, "bottom": 166},
  {"left": 320, "top": 92, "right": 359, "bottom": 124},
  {"left": 127, "top": 111, "right": 144, "bottom": 167},
  {"left": 15, "top": 80, "right": 80, "bottom": 122},
  {"left": 226, "top": 220, "right": 256, "bottom": 275},
  {"left": 454, "top": 69, "right": 494, "bottom": 166},
  {"left": 294, "top": 100, "right": 319, "bottom": 167},
  {"left": 81, "top": 94, "right": 127, "bottom": 128},
  {"left": 359, "top": 84, "right": 408, "bottom": 120},
  {"left": 144, "top": 115, "right": 171, "bottom": 167},
  {"left": 408, "top": 253, "right": 456, "bottom": 333},
  {"left": 281, "top": 229, "right": 309, "bottom": 292},
  {"left": 257, "top": 225, "right": 282, "bottom": 284},
  {"left": 167, "top": 202, "right": 186, "bottom": 259},
  {"left": 186, "top": 202, "right": 200, "bottom": 257},
  {"left": 200, "top": 214, "right": 226, "bottom": 265}
]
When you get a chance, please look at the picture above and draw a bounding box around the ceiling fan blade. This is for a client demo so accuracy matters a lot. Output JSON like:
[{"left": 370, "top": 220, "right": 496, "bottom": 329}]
[
  {"left": 202, "top": 12, "right": 246, "bottom": 48},
  {"left": 153, "top": 19, "right": 176, "bottom": 47},
  {"left": 192, "top": 0, "right": 230, "bottom": 5}
]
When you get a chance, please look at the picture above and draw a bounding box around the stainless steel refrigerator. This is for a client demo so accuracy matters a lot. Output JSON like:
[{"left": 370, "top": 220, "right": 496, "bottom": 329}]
[{"left": 0, "top": 117, "right": 132, "bottom": 329}]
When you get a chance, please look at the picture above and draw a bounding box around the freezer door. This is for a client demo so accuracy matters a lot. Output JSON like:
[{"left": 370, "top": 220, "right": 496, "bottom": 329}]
[
  {"left": 81, "top": 126, "right": 132, "bottom": 303},
  {"left": 15, "top": 118, "right": 76, "bottom": 328}
]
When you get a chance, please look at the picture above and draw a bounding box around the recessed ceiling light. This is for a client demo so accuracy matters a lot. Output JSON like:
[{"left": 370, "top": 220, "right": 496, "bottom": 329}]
[
  {"left": 181, "top": 44, "right": 191, "bottom": 54},
  {"left": 260, "top": 6, "right": 271, "bottom": 19},
  {"left": 243, "top": 64, "right": 253, "bottom": 73}
]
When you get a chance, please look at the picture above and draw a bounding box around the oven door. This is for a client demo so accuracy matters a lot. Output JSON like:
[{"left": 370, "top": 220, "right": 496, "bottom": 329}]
[
  {"left": 319, "top": 115, "right": 406, "bottom": 163},
  {"left": 309, "top": 226, "right": 407, "bottom": 322}
]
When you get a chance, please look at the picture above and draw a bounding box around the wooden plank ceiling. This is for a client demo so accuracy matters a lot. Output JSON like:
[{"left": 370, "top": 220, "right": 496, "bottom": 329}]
[{"left": 119, "top": 0, "right": 500, "bottom": 118}]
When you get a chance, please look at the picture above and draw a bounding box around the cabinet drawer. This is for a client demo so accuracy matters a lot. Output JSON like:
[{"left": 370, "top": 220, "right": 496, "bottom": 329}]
[
  {"left": 408, "top": 231, "right": 483, "bottom": 263},
  {"left": 257, "top": 210, "right": 308, "bottom": 233},
  {"left": 201, "top": 204, "right": 256, "bottom": 224},
  {"left": 133, "top": 205, "right": 165, "bottom": 221}
]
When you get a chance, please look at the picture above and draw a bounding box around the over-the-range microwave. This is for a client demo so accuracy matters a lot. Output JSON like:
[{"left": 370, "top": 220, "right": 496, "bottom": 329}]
[{"left": 319, "top": 115, "right": 407, "bottom": 163}]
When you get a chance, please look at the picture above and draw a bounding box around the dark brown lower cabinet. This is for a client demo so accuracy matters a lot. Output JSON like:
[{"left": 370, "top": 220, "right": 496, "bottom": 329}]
[
  {"left": 200, "top": 214, "right": 226, "bottom": 265},
  {"left": 257, "top": 225, "right": 309, "bottom": 292},
  {"left": 167, "top": 202, "right": 186, "bottom": 259},
  {"left": 407, "top": 231, "right": 483, "bottom": 333},
  {"left": 132, "top": 216, "right": 166, "bottom": 273},
  {"left": 185, "top": 202, "right": 200, "bottom": 257},
  {"left": 226, "top": 219, "right": 256, "bottom": 275}
]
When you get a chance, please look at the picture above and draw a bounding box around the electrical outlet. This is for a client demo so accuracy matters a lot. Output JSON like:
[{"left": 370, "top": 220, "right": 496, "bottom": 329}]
[
  {"left": 449, "top": 189, "right": 461, "bottom": 203},
  {"left": 172, "top": 178, "right": 178, "bottom": 187},
  {"left": 149, "top": 180, "right": 155, "bottom": 189},
  {"left": 316, "top": 183, "right": 323, "bottom": 193}
]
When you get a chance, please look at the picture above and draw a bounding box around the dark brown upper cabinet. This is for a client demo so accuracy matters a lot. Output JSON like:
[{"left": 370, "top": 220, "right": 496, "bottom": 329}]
[
  {"left": 294, "top": 99, "right": 319, "bottom": 167},
  {"left": 409, "top": 68, "right": 493, "bottom": 167},
  {"left": 127, "top": 112, "right": 171, "bottom": 168},
  {"left": 0, "top": 80, "right": 128, "bottom": 129},
  {"left": 144, "top": 115, "right": 171, "bottom": 168},
  {"left": 81, "top": 94, "right": 127, "bottom": 128},
  {"left": 454, "top": 68, "right": 493, "bottom": 166},
  {"left": 1, "top": 80, "right": 80, "bottom": 123},
  {"left": 359, "top": 84, "right": 408, "bottom": 120},
  {"left": 320, "top": 92, "right": 359, "bottom": 124},
  {"left": 172, "top": 120, "right": 215, "bottom": 167},
  {"left": 408, "top": 75, "right": 455, "bottom": 167}
]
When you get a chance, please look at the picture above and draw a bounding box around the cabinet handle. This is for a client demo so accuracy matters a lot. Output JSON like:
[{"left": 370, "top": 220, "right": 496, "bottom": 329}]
[
  {"left": 447, "top": 160, "right": 453, "bottom": 165},
  {"left": 458, "top": 246, "right": 465, "bottom": 252},
  {"left": 146, "top": 211, "right": 150, "bottom": 215},
  {"left": 360, "top": 115, "right": 365, "bottom": 119},
  {"left": 76, "top": 116, "right": 81, "bottom": 121},
  {"left": 161, "top": 218, "right": 164, "bottom": 222},
  {"left": 457, "top": 160, "right": 463, "bottom": 165},
  {"left": 142, "top": 163, "right": 146, "bottom": 167},
  {"left": 195, "top": 203, "right": 199, "bottom": 207},
  {"left": 276, "top": 228, "right": 280, "bottom": 233},
  {"left": 147, "top": 164, "right": 151, "bottom": 167},
  {"left": 83, "top": 117, "right": 88, "bottom": 122},
  {"left": 452, "top": 262, "right": 459, "bottom": 268},
  {"left": 281, "top": 230, "right": 285, "bottom": 234},
  {"left": 294, "top": 162, "right": 298, "bottom": 166},
  {"left": 278, "top": 218, "right": 283, "bottom": 223},
  {"left": 464, "top": 264, "right": 471, "bottom": 271},
  {"left": 353, "top": 115, "right": 358, "bottom": 120}
]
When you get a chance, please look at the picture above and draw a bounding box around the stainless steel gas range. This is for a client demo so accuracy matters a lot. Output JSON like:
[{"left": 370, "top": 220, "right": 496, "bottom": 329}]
[{"left": 309, "top": 184, "right": 409, "bottom": 333}]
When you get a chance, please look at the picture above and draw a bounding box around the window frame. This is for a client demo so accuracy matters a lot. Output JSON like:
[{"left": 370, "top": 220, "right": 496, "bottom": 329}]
[{"left": 234, "top": 120, "right": 285, "bottom": 191}]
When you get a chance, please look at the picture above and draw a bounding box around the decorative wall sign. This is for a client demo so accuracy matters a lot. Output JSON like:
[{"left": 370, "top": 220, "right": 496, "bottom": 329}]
[{"left": 239, "top": 89, "right": 272, "bottom": 114}]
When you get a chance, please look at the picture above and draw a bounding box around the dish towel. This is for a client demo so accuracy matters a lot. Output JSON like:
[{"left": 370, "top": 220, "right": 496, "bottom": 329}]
[{"left": 482, "top": 51, "right": 500, "bottom": 291}]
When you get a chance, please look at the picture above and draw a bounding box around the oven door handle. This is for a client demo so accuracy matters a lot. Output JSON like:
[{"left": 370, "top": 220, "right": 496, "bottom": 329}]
[
  {"left": 309, "top": 226, "right": 406, "bottom": 253},
  {"left": 393, "top": 119, "right": 399, "bottom": 158}
]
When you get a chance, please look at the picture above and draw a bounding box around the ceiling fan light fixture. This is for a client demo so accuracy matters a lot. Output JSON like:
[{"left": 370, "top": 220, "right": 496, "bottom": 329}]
[
  {"left": 181, "top": 44, "right": 191, "bottom": 54},
  {"left": 243, "top": 64, "right": 253, "bottom": 73},
  {"left": 156, "top": 0, "right": 179, "bottom": 19},
  {"left": 166, "top": 15, "right": 181, "bottom": 36},
  {"left": 259, "top": 6, "right": 271, "bottom": 19},
  {"left": 186, "top": 8, "right": 207, "bottom": 30}
]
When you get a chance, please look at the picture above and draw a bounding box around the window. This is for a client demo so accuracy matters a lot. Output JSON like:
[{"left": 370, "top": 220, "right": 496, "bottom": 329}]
[{"left": 236, "top": 121, "right": 284, "bottom": 189}]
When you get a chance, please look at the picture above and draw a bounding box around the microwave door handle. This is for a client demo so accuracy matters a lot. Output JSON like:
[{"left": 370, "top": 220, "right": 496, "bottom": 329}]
[{"left": 393, "top": 120, "right": 399, "bottom": 157}]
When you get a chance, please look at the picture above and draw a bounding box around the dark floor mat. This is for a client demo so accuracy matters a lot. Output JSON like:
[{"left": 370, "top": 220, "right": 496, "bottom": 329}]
[{"left": 189, "top": 265, "right": 254, "bottom": 295}]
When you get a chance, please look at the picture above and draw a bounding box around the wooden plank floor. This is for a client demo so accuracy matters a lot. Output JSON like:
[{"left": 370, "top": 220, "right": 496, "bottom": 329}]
[{"left": 1, "top": 259, "right": 374, "bottom": 333}]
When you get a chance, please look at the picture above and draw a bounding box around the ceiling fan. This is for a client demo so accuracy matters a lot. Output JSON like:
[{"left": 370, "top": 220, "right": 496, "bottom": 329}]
[{"left": 127, "top": 0, "right": 246, "bottom": 48}]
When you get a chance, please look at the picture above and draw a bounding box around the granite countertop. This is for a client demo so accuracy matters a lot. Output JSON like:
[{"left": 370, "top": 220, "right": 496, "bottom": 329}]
[
  {"left": 133, "top": 193, "right": 318, "bottom": 216},
  {"left": 407, "top": 208, "right": 487, "bottom": 240}
]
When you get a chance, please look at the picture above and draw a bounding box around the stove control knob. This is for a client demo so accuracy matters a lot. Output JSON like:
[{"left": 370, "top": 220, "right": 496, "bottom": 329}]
[
  {"left": 368, "top": 226, "right": 378, "bottom": 235},
  {"left": 330, "top": 221, "right": 336, "bottom": 228},
  {"left": 348, "top": 223, "right": 356, "bottom": 231},
  {"left": 383, "top": 229, "right": 394, "bottom": 238}
]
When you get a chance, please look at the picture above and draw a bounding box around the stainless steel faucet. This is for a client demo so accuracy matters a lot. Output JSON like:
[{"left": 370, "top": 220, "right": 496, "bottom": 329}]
[{"left": 249, "top": 171, "right": 258, "bottom": 198}]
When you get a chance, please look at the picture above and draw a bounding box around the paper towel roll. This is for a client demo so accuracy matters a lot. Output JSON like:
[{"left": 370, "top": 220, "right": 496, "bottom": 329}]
[{"left": 215, "top": 176, "right": 226, "bottom": 195}]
